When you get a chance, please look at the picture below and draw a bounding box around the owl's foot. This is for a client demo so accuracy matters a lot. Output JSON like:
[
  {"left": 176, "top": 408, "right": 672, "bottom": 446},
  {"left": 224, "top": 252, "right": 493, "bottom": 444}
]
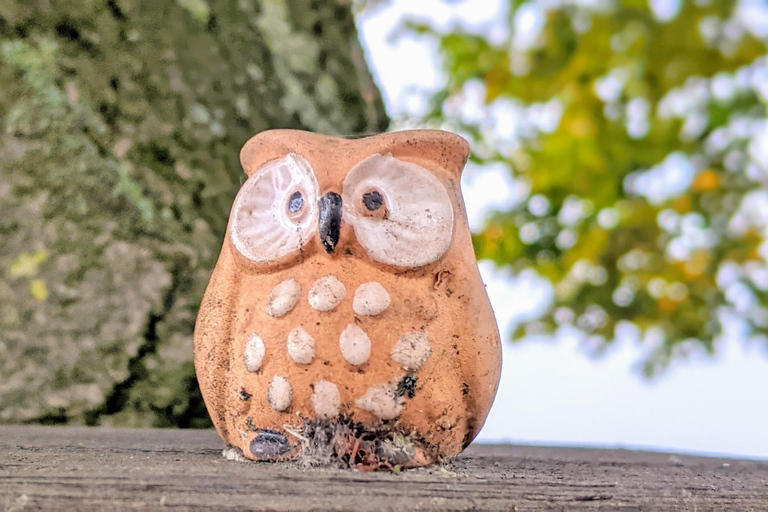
[
  {"left": 223, "top": 431, "right": 297, "bottom": 462},
  {"left": 245, "top": 429, "right": 296, "bottom": 461}
]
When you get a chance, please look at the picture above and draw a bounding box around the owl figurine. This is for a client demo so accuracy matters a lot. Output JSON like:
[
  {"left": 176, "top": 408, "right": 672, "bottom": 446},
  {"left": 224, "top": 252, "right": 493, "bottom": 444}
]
[{"left": 194, "top": 129, "right": 501, "bottom": 469}]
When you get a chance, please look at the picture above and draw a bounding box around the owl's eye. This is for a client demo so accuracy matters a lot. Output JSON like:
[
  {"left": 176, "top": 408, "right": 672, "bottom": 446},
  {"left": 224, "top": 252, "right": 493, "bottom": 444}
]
[
  {"left": 343, "top": 154, "right": 454, "bottom": 268},
  {"left": 362, "top": 190, "right": 383, "bottom": 212},
  {"left": 287, "top": 191, "right": 305, "bottom": 216},
  {"left": 360, "top": 189, "right": 387, "bottom": 220},
  {"left": 230, "top": 153, "right": 318, "bottom": 264}
]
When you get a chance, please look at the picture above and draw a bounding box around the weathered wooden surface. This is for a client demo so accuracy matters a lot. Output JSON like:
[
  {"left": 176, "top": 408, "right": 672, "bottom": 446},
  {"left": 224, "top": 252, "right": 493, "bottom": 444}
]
[{"left": 1, "top": 426, "right": 766, "bottom": 510}]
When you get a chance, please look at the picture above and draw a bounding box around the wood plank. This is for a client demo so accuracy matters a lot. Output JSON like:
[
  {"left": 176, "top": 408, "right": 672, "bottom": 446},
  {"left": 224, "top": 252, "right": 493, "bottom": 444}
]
[{"left": 1, "top": 426, "right": 766, "bottom": 510}]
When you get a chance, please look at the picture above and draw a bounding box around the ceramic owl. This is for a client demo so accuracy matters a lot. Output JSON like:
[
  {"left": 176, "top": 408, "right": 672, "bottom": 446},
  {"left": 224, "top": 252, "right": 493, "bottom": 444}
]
[{"left": 194, "top": 129, "right": 501, "bottom": 469}]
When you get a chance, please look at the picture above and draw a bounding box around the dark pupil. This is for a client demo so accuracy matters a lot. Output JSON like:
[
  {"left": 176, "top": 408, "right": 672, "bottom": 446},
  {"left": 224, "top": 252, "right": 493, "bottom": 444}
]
[
  {"left": 288, "top": 191, "right": 303, "bottom": 213},
  {"left": 362, "top": 190, "right": 383, "bottom": 211}
]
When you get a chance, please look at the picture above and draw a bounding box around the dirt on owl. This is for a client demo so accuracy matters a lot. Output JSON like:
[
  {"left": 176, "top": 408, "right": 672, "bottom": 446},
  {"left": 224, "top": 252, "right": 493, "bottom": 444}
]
[
  {"left": 296, "top": 417, "right": 436, "bottom": 471},
  {"left": 225, "top": 416, "right": 437, "bottom": 472}
]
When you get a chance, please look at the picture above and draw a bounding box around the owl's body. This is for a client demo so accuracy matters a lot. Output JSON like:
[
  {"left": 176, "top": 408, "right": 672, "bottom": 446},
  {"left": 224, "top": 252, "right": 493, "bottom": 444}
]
[{"left": 194, "top": 130, "right": 501, "bottom": 467}]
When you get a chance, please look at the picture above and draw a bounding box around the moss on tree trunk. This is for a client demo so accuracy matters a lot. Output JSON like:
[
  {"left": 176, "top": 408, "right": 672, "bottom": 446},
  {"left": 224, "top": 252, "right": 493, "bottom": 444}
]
[{"left": 0, "top": 0, "right": 387, "bottom": 427}]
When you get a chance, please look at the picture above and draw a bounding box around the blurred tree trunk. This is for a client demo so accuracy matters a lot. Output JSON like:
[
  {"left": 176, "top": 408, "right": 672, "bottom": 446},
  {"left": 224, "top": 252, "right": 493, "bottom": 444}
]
[{"left": 0, "top": 0, "right": 387, "bottom": 426}]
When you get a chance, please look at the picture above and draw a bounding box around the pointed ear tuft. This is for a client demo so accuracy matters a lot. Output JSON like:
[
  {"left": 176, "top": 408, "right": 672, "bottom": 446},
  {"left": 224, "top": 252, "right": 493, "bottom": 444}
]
[
  {"left": 382, "top": 130, "right": 470, "bottom": 178},
  {"left": 239, "top": 130, "right": 302, "bottom": 177}
]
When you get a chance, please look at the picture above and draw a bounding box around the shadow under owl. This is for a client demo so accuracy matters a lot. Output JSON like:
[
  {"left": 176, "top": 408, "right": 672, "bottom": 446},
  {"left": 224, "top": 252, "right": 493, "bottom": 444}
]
[{"left": 193, "top": 129, "right": 501, "bottom": 470}]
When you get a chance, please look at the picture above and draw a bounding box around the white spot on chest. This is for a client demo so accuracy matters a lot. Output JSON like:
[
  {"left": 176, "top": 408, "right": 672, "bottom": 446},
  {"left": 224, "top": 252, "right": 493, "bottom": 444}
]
[
  {"left": 339, "top": 324, "right": 371, "bottom": 366},
  {"left": 311, "top": 380, "right": 341, "bottom": 419},
  {"left": 352, "top": 282, "right": 391, "bottom": 316},
  {"left": 266, "top": 278, "right": 301, "bottom": 317},
  {"left": 355, "top": 382, "right": 403, "bottom": 420},
  {"left": 308, "top": 275, "right": 346, "bottom": 311},
  {"left": 243, "top": 334, "right": 266, "bottom": 372},
  {"left": 267, "top": 376, "right": 292, "bottom": 412},
  {"left": 390, "top": 331, "right": 432, "bottom": 371},
  {"left": 286, "top": 327, "right": 315, "bottom": 364}
]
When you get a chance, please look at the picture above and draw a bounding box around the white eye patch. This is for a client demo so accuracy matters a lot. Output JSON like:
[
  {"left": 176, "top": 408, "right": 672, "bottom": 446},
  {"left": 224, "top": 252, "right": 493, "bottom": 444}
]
[
  {"left": 230, "top": 153, "right": 318, "bottom": 263},
  {"left": 342, "top": 154, "right": 454, "bottom": 268}
]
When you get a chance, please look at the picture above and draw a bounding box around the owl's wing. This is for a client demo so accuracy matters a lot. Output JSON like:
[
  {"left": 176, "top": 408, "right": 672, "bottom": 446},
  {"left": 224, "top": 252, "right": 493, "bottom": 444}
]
[{"left": 193, "top": 243, "right": 242, "bottom": 442}]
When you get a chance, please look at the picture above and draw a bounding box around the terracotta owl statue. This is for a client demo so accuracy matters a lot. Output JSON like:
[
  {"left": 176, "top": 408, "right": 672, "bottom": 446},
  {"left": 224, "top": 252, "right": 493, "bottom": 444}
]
[{"left": 194, "top": 129, "right": 501, "bottom": 469}]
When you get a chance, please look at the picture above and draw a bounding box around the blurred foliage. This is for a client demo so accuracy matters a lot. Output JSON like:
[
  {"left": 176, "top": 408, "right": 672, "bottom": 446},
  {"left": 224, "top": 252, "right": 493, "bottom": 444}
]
[{"left": 410, "top": 0, "right": 768, "bottom": 374}]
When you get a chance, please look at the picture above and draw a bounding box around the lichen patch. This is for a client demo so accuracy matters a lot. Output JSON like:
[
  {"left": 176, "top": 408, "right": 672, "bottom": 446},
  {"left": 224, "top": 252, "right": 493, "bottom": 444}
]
[
  {"left": 266, "top": 278, "right": 301, "bottom": 317},
  {"left": 390, "top": 331, "right": 432, "bottom": 371},
  {"left": 308, "top": 275, "right": 346, "bottom": 311},
  {"left": 286, "top": 327, "right": 315, "bottom": 364},
  {"left": 267, "top": 376, "right": 292, "bottom": 412},
  {"left": 339, "top": 324, "right": 371, "bottom": 366},
  {"left": 244, "top": 333, "right": 266, "bottom": 372},
  {"left": 311, "top": 380, "right": 341, "bottom": 419},
  {"left": 222, "top": 446, "right": 249, "bottom": 463},
  {"left": 352, "top": 281, "right": 391, "bottom": 316}
]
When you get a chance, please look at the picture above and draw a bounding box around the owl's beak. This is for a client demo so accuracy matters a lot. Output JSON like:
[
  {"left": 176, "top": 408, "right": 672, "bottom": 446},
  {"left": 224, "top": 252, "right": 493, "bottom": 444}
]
[{"left": 318, "top": 192, "right": 342, "bottom": 253}]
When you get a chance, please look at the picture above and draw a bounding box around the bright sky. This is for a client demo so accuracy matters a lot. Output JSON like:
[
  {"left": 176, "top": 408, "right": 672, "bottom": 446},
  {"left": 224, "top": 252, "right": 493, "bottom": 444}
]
[{"left": 357, "top": 0, "right": 768, "bottom": 460}]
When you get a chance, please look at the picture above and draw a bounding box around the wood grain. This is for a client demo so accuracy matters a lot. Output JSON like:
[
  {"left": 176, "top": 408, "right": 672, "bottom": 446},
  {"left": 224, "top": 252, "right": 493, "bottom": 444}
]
[{"left": 1, "top": 426, "right": 766, "bottom": 511}]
